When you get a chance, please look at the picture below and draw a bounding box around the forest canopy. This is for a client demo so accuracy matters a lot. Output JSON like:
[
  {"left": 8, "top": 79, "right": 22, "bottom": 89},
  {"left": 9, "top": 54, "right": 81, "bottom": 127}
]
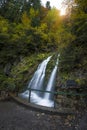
[{"left": 0, "top": 0, "right": 87, "bottom": 91}]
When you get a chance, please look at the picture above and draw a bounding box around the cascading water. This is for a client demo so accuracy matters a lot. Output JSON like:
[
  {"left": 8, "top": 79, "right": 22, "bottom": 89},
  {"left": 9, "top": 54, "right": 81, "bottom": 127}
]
[
  {"left": 36, "top": 56, "right": 59, "bottom": 107},
  {"left": 19, "top": 56, "right": 52, "bottom": 101},
  {"left": 19, "top": 54, "right": 60, "bottom": 108},
  {"left": 28, "top": 56, "right": 52, "bottom": 90},
  {"left": 44, "top": 65, "right": 58, "bottom": 99},
  {"left": 44, "top": 55, "right": 59, "bottom": 100}
]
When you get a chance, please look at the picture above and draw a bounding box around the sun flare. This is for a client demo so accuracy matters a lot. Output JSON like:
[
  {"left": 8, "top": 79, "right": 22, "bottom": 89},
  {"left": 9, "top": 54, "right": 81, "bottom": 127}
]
[{"left": 60, "top": 8, "right": 66, "bottom": 16}]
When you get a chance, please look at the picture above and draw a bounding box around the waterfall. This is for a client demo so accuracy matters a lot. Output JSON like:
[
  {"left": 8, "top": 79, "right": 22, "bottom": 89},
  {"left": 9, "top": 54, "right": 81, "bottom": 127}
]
[
  {"left": 19, "top": 56, "right": 52, "bottom": 101},
  {"left": 19, "top": 54, "right": 60, "bottom": 108},
  {"left": 44, "top": 65, "right": 58, "bottom": 100},
  {"left": 44, "top": 54, "right": 59, "bottom": 100},
  {"left": 28, "top": 56, "right": 52, "bottom": 90},
  {"left": 35, "top": 56, "right": 59, "bottom": 107}
]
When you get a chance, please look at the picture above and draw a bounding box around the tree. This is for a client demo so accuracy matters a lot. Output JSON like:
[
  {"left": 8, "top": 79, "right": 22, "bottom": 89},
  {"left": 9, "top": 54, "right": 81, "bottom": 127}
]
[
  {"left": 29, "top": 7, "right": 40, "bottom": 27},
  {"left": 29, "top": 0, "right": 41, "bottom": 10},
  {"left": 46, "top": 1, "right": 51, "bottom": 10},
  {"left": 43, "top": 8, "right": 61, "bottom": 31},
  {"left": 21, "top": 11, "right": 31, "bottom": 27},
  {"left": 0, "top": 0, "right": 23, "bottom": 22},
  {"left": 59, "top": 0, "right": 87, "bottom": 86}
]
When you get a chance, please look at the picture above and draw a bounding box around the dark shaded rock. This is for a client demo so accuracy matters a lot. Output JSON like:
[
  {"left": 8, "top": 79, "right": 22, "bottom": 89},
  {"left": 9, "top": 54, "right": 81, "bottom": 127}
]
[
  {"left": 66, "top": 80, "right": 78, "bottom": 89},
  {"left": 4, "top": 63, "right": 12, "bottom": 76}
]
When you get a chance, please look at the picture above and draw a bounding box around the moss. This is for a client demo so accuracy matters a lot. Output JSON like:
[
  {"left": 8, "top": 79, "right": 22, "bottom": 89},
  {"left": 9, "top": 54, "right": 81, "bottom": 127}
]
[
  {"left": 76, "top": 78, "right": 87, "bottom": 87},
  {"left": 0, "top": 73, "right": 15, "bottom": 91}
]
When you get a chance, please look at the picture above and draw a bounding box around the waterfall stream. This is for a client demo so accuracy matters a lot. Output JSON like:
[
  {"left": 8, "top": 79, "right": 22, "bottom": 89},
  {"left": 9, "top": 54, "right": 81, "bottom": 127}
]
[
  {"left": 28, "top": 56, "right": 52, "bottom": 90},
  {"left": 19, "top": 55, "right": 59, "bottom": 108}
]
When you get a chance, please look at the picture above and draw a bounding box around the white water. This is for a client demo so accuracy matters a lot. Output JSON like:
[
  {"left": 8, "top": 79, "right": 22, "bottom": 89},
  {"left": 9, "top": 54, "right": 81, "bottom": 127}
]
[
  {"left": 19, "top": 56, "right": 52, "bottom": 104},
  {"left": 19, "top": 55, "right": 59, "bottom": 108},
  {"left": 34, "top": 57, "right": 59, "bottom": 107},
  {"left": 44, "top": 55, "right": 59, "bottom": 100},
  {"left": 28, "top": 56, "right": 52, "bottom": 90},
  {"left": 44, "top": 66, "right": 58, "bottom": 99}
]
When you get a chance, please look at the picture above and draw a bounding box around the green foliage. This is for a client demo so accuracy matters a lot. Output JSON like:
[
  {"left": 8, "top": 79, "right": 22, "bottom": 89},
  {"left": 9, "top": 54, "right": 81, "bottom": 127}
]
[
  {"left": 0, "top": 0, "right": 22, "bottom": 22},
  {"left": 59, "top": 0, "right": 87, "bottom": 87},
  {"left": 43, "top": 8, "right": 61, "bottom": 30},
  {"left": 29, "top": 7, "right": 40, "bottom": 27},
  {"left": 0, "top": 73, "right": 15, "bottom": 91}
]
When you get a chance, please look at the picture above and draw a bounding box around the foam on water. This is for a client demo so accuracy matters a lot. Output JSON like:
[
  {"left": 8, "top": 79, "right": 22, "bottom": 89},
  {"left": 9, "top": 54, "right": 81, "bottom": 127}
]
[{"left": 19, "top": 55, "right": 59, "bottom": 108}]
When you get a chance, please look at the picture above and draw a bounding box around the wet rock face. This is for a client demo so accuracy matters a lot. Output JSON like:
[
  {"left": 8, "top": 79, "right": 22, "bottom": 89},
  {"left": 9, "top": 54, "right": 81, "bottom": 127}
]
[
  {"left": 4, "top": 57, "right": 22, "bottom": 76},
  {"left": 66, "top": 80, "right": 78, "bottom": 88},
  {"left": 4, "top": 63, "right": 12, "bottom": 76}
]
